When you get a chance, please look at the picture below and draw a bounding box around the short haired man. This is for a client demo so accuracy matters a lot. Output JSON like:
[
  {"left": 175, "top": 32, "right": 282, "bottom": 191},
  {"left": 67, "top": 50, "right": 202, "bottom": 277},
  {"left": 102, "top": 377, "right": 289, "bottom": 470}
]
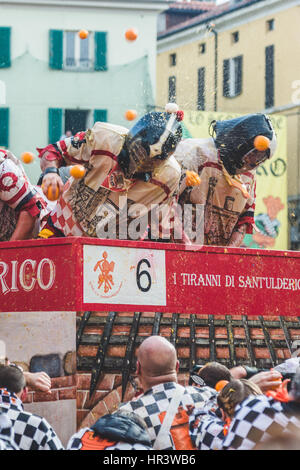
[
  {"left": 189, "top": 362, "right": 232, "bottom": 388},
  {"left": 118, "top": 336, "right": 217, "bottom": 450},
  {"left": 0, "top": 365, "right": 63, "bottom": 450}
]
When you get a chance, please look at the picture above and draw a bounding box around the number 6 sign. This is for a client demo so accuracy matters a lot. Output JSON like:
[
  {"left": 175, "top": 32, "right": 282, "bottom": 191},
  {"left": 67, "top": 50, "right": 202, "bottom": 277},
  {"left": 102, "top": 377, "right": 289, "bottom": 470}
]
[
  {"left": 83, "top": 245, "right": 166, "bottom": 307},
  {"left": 136, "top": 259, "right": 152, "bottom": 293}
]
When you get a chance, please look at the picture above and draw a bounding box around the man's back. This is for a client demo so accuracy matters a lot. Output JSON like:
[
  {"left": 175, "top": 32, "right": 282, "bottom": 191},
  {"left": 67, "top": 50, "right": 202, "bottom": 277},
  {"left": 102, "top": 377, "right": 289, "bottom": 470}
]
[
  {"left": 119, "top": 381, "right": 217, "bottom": 450},
  {"left": 0, "top": 389, "right": 63, "bottom": 450}
]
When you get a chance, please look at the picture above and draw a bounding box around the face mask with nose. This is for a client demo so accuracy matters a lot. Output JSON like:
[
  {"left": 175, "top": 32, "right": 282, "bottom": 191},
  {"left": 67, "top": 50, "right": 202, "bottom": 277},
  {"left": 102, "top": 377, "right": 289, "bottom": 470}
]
[{"left": 211, "top": 113, "right": 277, "bottom": 176}]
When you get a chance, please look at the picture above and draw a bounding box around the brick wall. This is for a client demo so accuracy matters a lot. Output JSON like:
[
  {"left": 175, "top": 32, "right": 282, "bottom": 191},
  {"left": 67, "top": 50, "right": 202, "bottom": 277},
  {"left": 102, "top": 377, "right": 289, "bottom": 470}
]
[
  {"left": 75, "top": 311, "right": 300, "bottom": 429},
  {"left": 24, "top": 375, "right": 77, "bottom": 405}
]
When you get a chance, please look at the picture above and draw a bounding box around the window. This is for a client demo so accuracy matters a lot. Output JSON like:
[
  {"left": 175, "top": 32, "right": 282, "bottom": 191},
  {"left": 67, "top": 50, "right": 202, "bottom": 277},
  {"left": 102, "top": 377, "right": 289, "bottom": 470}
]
[
  {"left": 168, "top": 76, "right": 176, "bottom": 103},
  {"left": 64, "top": 31, "right": 92, "bottom": 70},
  {"left": 265, "top": 45, "right": 274, "bottom": 108},
  {"left": 0, "top": 108, "right": 9, "bottom": 147},
  {"left": 223, "top": 56, "right": 243, "bottom": 98},
  {"left": 199, "top": 43, "right": 206, "bottom": 54},
  {"left": 197, "top": 67, "right": 205, "bottom": 111},
  {"left": 169, "top": 53, "right": 176, "bottom": 67},
  {"left": 49, "top": 30, "right": 107, "bottom": 71},
  {"left": 65, "top": 109, "right": 89, "bottom": 136},
  {"left": 267, "top": 19, "right": 275, "bottom": 31},
  {"left": 232, "top": 31, "right": 239, "bottom": 43},
  {"left": 49, "top": 108, "right": 107, "bottom": 143}
]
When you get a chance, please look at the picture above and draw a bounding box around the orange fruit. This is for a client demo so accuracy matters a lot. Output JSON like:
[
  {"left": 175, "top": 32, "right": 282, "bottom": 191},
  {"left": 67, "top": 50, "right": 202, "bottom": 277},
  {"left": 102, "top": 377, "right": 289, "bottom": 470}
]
[
  {"left": 186, "top": 170, "right": 201, "bottom": 186},
  {"left": 78, "top": 29, "right": 89, "bottom": 39},
  {"left": 21, "top": 152, "right": 35, "bottom": 164},
  {"left": 254, "top": 135, "right": 270, "bottom": 151},
  {"left": 45, "top": 184, "right": 60, "bottom": 201},
  {"left": 125, "top": 109, "right": 137, "bottom": 121},
  {"left": 70, "top": 164, "right": 86, "bottom": 179},
  {"left": 215, "top": 380, "right": 229, "bottom": 392},
  {"left": 125, "top": 28, "right": 138, "bottom": 41}
]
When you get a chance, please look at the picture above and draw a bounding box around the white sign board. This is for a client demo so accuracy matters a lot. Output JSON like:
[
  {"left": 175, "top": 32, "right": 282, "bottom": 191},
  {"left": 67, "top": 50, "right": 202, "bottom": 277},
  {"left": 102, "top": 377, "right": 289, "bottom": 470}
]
[{"left": 83, "top": 245, "right": 166, "bottom": 306}]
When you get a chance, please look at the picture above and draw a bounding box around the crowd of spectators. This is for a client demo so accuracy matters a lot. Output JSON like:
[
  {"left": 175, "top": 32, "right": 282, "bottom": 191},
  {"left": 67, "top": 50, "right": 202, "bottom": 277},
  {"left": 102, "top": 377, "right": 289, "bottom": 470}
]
[{"left": 1, "top": 336, "right": 300, "bottom": 451}]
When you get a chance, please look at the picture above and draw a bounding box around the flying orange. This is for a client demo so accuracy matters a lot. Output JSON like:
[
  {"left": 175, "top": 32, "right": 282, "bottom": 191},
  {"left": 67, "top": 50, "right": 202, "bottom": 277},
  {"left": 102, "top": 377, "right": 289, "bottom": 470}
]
[
  {"left": 125, "top": 109, "right": 137, "bottom": 121},
  {"left": 78, "top": 29, "right": 89, "bottom": 39},
  {"left": 70, "top": 164, "right": 86, "bottom": 179},
  {"left": 125, "top": 28, "right": 138, "bottom": 41},
  {"left": 21, "top": 152, "right": 35, "bottom": 164},
  {"left": 186, "top": 170, "right": 201, "bottom": 186}
]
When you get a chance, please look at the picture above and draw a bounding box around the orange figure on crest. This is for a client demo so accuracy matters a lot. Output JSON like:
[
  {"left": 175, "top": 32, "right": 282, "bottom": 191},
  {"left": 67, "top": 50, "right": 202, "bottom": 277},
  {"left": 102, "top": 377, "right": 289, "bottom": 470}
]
[{"left": 94, "top": 251, "right": 115, "bottom": 293}]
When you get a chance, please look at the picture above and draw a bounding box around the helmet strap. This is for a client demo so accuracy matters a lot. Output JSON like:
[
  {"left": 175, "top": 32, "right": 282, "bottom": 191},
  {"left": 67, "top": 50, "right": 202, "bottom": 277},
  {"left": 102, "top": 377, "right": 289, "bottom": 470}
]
[
  {"left": 118, "top": 144, "right": 130, "bottom": 177},
  {"left": 219, "top": 152, "right": 251, "bottom": 199}
]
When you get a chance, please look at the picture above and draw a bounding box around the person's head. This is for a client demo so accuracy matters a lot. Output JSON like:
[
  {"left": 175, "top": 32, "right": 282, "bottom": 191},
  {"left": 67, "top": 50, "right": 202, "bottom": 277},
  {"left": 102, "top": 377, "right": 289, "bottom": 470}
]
[
  {"left": 217, "top": 378, "right": 262, "bottom": 419},
  {"left": 65, "top": 130, "right": 72, "bottom": 138},
  {"left": 136, "top": 336, "right": 179, "bottom": 391},
  {"left": 0, "top": 364, "right": 26, "bottom": 398},
  {"left": 121, "top": 104, "right": 183, "bottom": 181},
  {"left": 189, "top": 362, "right": 232, "bottom": 388},
  {"left": 210, "top": 113, "right": 277, "bottom": 176}
]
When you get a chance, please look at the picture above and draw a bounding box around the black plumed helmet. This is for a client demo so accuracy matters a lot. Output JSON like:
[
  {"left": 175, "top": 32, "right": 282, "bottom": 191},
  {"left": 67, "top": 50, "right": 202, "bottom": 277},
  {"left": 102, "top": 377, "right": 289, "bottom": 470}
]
[{"left": 210, "top": 113, "right": 277, "bottom": 175}]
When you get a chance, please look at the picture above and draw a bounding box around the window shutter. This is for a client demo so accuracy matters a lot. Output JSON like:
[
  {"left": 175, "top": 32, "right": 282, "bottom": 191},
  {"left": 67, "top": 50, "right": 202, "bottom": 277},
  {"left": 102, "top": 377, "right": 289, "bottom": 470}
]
[
  {"left": 0, "top": 27, "right": 11, "bottom": 68},
  {"left": 0, "top": 108, "right": 9, "bottom": 147},
  {"left": 197, "top": 67, "right": 205, "bottom": 111},
  {"left": 94, "top": 32, "right": 107, "bottom": 71},
  {"left": 49, "top": 30, "right": 63, "bottom": 70},
  {"left": 235, "top": 55, "right": 243, "bottom": 96},
  {"left": 223, "top": 59, "right": 230, "bottom": 97},
  {"left": 265, "top": 45, "right": 274, "bottom": 108},
  {"left": 48, "top": 108, "right": 63, "bottom": 143},
  {"left": 168, "top": 76, "right": 176, "bottom": 103},
  {"left": 94, "top": 109, "right": 107, "bottom": 123}
]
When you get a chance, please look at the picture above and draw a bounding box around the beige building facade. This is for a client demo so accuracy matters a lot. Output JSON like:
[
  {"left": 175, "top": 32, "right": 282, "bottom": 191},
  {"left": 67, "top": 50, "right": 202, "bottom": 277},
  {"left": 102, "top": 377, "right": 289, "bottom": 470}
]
[{"left": 157, "top": 0, "right": 300, "bottom": 249}]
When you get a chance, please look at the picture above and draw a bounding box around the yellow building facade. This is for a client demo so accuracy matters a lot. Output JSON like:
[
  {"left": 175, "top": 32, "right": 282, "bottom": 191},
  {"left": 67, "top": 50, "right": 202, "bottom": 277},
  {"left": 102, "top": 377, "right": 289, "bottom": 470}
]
[{"left": 157, "top": 0, "right": 300, "bottom": 249}]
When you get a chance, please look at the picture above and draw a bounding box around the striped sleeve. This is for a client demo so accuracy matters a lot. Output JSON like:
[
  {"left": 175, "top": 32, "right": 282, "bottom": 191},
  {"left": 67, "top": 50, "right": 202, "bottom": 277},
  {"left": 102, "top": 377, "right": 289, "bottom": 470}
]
[{"left": 37, "top": 131, "right": 87, "bottom": 165}]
